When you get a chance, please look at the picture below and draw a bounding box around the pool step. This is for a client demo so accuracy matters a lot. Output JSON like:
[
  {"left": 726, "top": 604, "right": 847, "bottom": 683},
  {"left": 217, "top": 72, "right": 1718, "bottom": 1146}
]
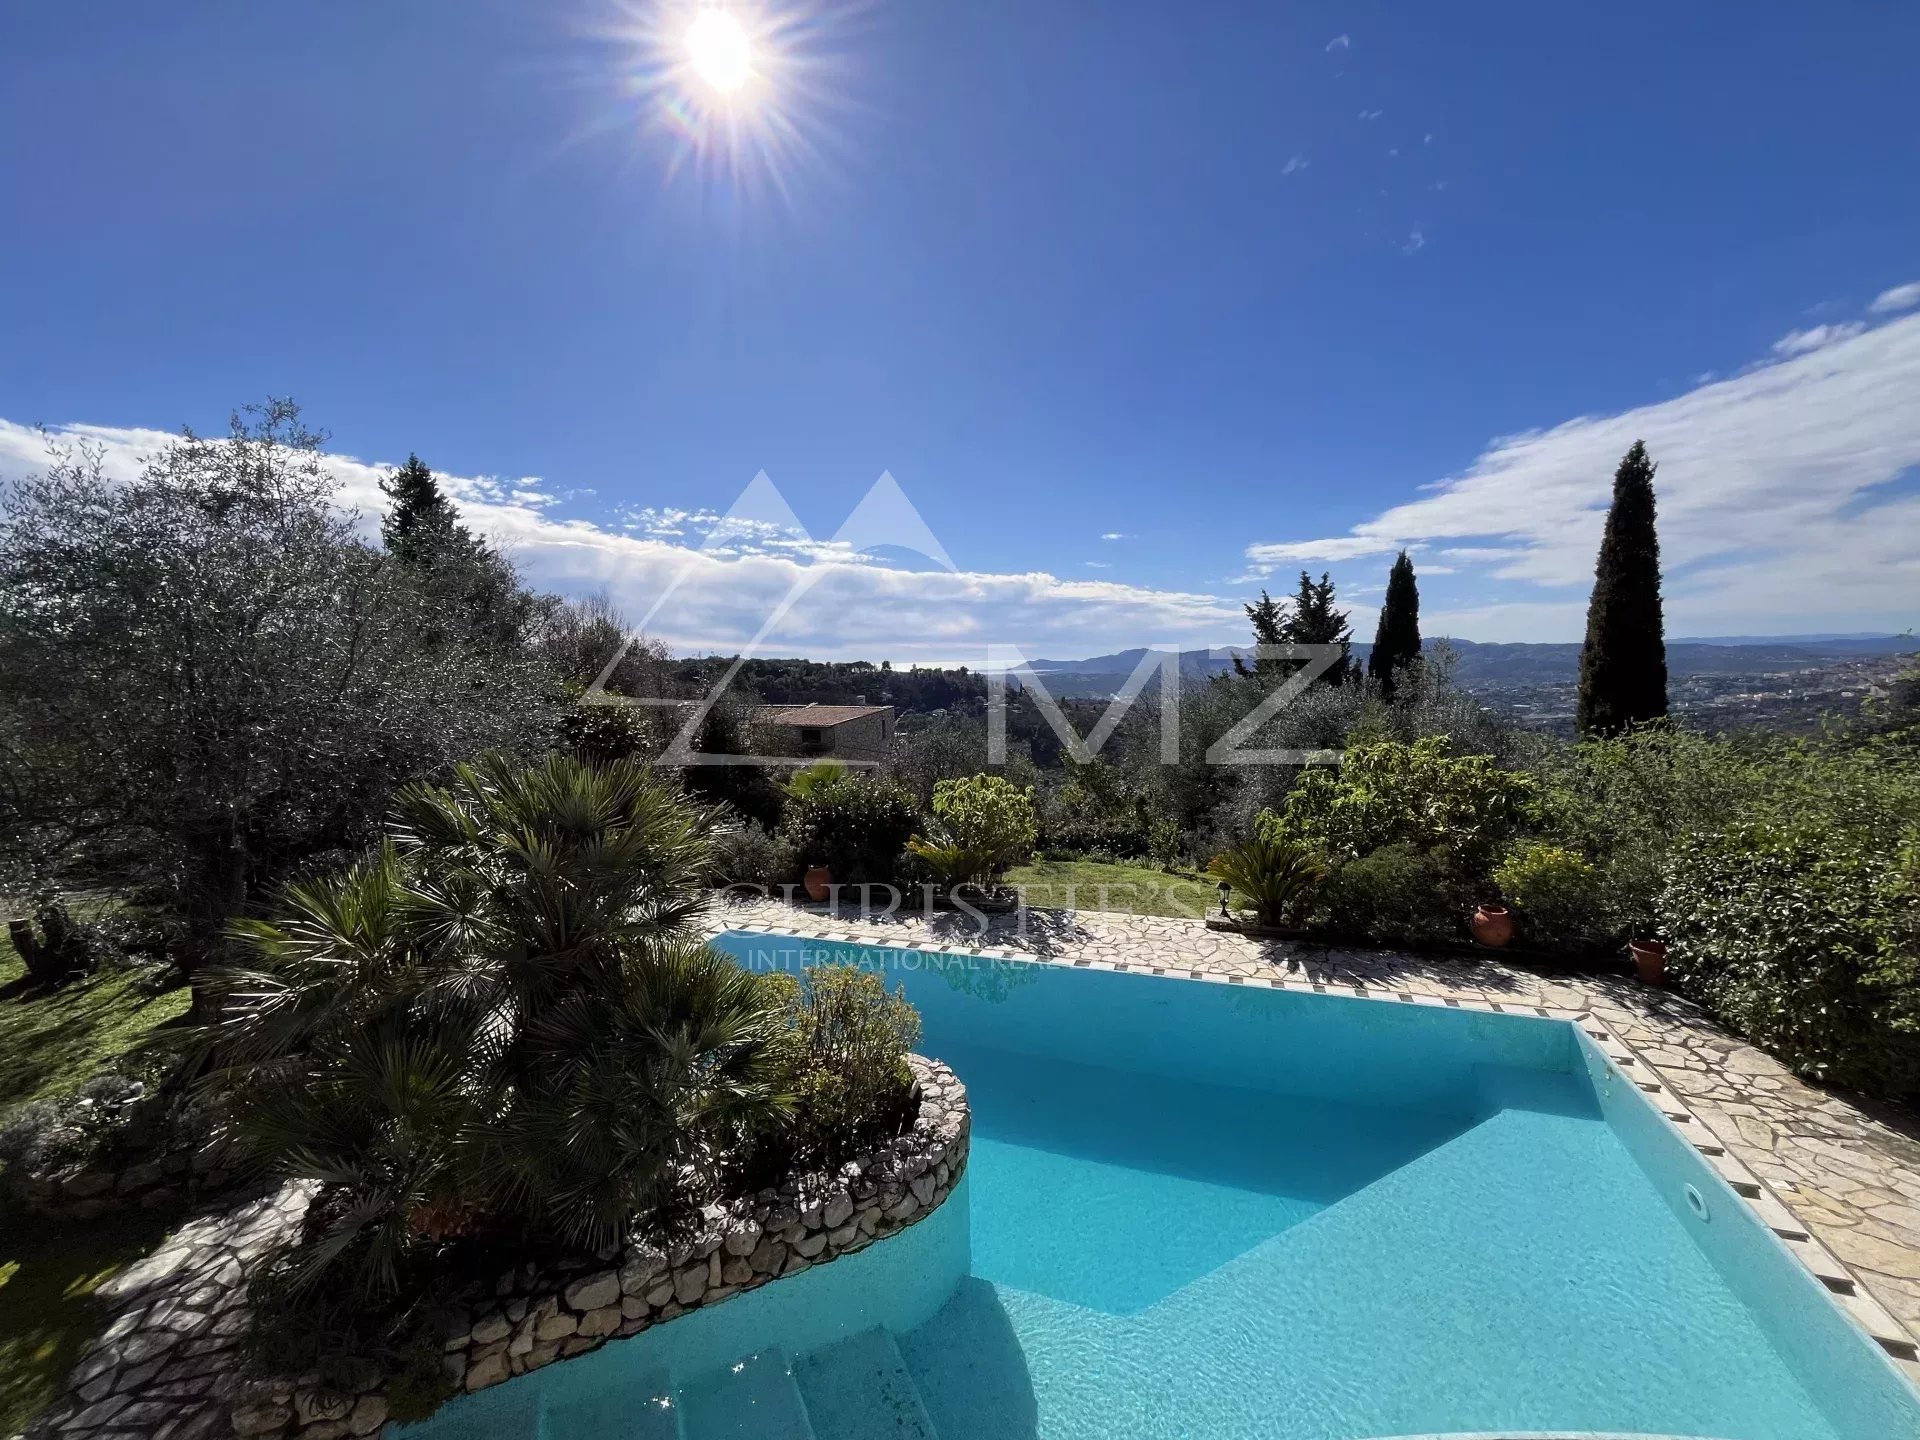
[
  {"left": 677, "top": 1348, "right": 817, "bottom": 1440},
  {"left": 794, "top": 1327, "right": 941, "bottom": 1440},
  {"left": 542, "top": 1374, "right": 685, "bottom": 1439}
]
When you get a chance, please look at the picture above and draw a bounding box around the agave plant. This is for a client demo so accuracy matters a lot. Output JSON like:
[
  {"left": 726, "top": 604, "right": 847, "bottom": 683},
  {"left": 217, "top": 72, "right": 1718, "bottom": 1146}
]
[
  {"left": 208, "top": 752, "right": 796, "bottom": 1298},
  {"left": 1207, "top": 834, "right": 1328, "bottom": 928}
]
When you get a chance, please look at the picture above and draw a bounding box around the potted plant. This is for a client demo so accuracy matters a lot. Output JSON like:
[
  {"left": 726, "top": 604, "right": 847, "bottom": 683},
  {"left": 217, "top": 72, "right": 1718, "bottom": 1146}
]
[
  {"left": 1470, "top": 902, "right": 1514, "bottom": 949},
  {"left": 803, "top": 864, "right": 833, "bottom": 902},
  {"left": 1629, "top": 937, "right": 1667, "bottom": 987}
]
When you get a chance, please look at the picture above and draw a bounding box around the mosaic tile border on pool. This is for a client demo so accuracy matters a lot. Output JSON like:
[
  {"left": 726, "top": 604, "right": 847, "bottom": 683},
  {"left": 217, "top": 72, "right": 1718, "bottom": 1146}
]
[{"left": 713, "top": 911, "right": 1920, "bottom": 1388}]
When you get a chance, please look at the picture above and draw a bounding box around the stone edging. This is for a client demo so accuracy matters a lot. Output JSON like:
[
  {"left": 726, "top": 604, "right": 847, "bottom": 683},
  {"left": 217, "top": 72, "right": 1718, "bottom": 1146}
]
[{"left": 232, "top": 1055, "right": 969, "bottom": 1440}]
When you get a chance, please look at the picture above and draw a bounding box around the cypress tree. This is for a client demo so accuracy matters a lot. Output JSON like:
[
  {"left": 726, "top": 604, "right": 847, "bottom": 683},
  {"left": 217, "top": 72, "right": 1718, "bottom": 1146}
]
[
  {"left": 1368, "top": 550, "right": 1422, "bottom": 699},
  {"left": 1577, "top": 440, "right": 1669, "bottom": 735},
  {"left": 380, "top": 454, "right": 458, "bottom": 565}
]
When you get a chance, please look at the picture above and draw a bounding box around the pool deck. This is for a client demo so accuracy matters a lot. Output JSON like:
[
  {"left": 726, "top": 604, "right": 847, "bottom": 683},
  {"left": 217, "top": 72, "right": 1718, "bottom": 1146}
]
[{"left": 712, "top": 893, "right": 1920, "bottom": 1379}]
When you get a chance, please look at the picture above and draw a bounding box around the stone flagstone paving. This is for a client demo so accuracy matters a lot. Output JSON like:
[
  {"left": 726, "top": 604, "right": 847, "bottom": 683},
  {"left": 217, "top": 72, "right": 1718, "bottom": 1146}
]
[{"left": 20, "top": 895, "right": 1920, "bottom": 1439}]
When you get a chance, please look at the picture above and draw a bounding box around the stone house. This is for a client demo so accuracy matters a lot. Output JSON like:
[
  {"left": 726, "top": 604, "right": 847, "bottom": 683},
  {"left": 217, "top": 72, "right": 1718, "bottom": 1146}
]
[{"left": 755, "top": 703, "right": 895, "bottom": 763}]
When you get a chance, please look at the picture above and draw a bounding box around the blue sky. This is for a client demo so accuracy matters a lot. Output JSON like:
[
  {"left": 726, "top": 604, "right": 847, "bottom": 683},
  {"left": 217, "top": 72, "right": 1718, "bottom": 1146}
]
[{"left": 2, "top": 0, "right": 1917, "bottom": 661}]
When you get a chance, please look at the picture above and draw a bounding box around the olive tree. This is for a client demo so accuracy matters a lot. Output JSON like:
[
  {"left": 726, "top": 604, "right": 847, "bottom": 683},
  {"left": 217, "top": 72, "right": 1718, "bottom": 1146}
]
[{"left": 0, "top": 401, "right": 554, "bottom": 987}]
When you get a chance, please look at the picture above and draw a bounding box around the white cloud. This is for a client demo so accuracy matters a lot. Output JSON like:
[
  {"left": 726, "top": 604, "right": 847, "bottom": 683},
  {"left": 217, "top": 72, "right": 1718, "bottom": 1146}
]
[
  {"left": 1772, "top": 322, "right": 1864, "bottom": 357},
  {"left": 1870, "top": 281, "right": 1920, "bottom": 315},
  {"left": 1358, "top": 109, "right": 1383, "bottom": 121},
  {"left": 1281, "top": 155, "right": 1308, "bottom": 176},
  {"left": 1099, "top": 531, "right": 1128, "bottom": 540},
  {"left": 1402, "top": 227, "right": 1426, "bottom": 255},
  {"left": 0, "top": 421, "right": 1241, "bottom": 663},
  {"left": 1245, "top": 537, "right": 1402, "bottom": 568},
  {"left": 1243, "top": 308, "right": 1920, "bottom": 636},
  {"left": 1325, "top": 34, "right": 1350, "bottom": 52}
]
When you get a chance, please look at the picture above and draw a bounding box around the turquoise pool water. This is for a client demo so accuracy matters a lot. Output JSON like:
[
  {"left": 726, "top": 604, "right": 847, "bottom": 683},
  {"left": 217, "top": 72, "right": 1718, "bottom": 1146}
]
[{"left": 400, "top": 933, "right": 1920, "bottom": 1440}]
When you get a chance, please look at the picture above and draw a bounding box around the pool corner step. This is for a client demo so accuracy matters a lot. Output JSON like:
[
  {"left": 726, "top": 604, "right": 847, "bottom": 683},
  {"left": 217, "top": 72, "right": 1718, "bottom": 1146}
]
[
  {"left": 794, "top": 1327, "right": 941, "bottom": 1440},
  {"left": 676, "top": 1348, "right": 817, "bottom": 1440}
]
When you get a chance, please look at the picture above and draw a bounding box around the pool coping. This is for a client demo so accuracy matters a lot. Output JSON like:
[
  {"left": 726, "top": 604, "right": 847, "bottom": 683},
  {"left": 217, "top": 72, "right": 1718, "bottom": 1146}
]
[{"left": 710, "top": 910, "right": 1920, "bottom": 1391}]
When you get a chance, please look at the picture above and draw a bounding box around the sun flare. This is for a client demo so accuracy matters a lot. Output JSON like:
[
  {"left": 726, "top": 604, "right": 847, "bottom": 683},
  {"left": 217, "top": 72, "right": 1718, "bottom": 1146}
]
[{"left": 685, "top": 7, "right": 752, "bottom": 93}]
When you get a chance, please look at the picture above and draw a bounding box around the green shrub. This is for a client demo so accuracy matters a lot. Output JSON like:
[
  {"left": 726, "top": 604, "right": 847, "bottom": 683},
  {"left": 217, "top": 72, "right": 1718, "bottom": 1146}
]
[
  {"left": 211, "top": 752, "right": 796, "bottom": 1301},
  {"left": 1043, "top": 759, "right": 1151, "bottom": 858},
  {"left": 1207, "top": 835, "right": 1327, "bottom": 927},
  {"left": 760, "top": 965, "right": 920, "bottom": 1159},
  {"left": 930, "top": 773, "right": 1037, "bottom": 866},
  {"left": 1317, "top": 843, "right": 1468, "bottom": 946},
  {"left": 557, "top": 697, "right": 657, "bottom": 765},
  {"left": 1535, "top": 728, "right": 1760, "bottom": 938},
  {"left": 1265, "top": 736, "right": 1538, "bottom": 880},
  {"left": 1660, "top": 822, "right": 1920, "bottom": 1098},
  {"left": 908, "top": 774, "right": 1037, "bottom": 888},
  {"left": 712, "top": 820, "right": 798, "bottom": 888},
  {"left": 1147, "top": 818, "right": 1183, "bottom": 872},
  {"left": 781, "top": 774, "right": 921, "bottom": 886},
  {"left": 1493, "top": 841, "right": 1605, "bottom": 951}
]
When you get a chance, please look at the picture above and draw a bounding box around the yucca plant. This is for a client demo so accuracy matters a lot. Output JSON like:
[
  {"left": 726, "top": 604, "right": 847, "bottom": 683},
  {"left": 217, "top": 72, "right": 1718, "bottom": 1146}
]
[
  {"left": 1207, "top": 834, "right": 1328, "bottom": 928},
  {"left": 207, "top": 752, "right": 796, "bottom": 1299}
]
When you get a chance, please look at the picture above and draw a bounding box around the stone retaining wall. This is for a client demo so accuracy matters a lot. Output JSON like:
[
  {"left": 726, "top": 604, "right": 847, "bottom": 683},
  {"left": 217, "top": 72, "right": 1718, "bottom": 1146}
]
[
  {"left": 236, "top": 1055, "right": 969, "bottom": 1439},
  {"left": 4, "top": 1133, "right": 237, "bottom": 1220}
]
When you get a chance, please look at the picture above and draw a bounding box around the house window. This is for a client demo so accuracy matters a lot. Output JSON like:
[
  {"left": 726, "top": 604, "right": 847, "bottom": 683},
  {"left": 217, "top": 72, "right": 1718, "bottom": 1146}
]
[{"left": 799, "top": 727, "right": 826, "bottom": 755}]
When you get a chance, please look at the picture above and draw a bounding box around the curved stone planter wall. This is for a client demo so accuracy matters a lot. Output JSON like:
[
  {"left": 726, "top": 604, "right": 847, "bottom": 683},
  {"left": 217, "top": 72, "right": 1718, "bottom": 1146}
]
[{"left": 237, "top": 1055, "right": 969, "bottom": 1440}]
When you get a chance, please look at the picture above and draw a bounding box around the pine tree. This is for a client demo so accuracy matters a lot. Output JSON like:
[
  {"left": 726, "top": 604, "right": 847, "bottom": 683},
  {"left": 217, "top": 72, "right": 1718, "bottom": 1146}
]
[
  {"left": 1236, "top": 573, "right": 1352, "bottom": 686},
  {"left": 1577, "top": 440, "right": 1669, "bottom": 735},
  {"left": 380, "top": 454, "right": 458, "bottom": 565},
  {"left": 1285, "top": 570, "right": 1353, "bottom": 685},
  {"left": 1232, "top": 591, "right": 1289, "bottom": 679},
  {"left": 1368, "top": 551, "right": 1422, "bottom": 700}
]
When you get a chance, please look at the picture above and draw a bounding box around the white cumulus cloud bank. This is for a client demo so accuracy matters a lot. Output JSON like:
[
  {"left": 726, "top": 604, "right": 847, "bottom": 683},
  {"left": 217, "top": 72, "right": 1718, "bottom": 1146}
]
[
  {"left": 1244, "top": 299, "right": 1920, "bottom": 638},
  {"left": 0, "top": 421, "right": 1239, "bottom": 664}
]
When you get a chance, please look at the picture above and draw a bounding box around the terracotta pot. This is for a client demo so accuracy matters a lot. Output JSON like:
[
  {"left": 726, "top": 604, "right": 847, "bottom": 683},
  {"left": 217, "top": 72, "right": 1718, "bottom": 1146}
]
[
  {"left": 803, "top": 865, "right": 833, "bottom": 903},
  {"left": 1471, "top": 903, "right": 1514, "bottom": 949},
  {"left": 1631, "top": 938, "right": 1668, "bottom": 988}
]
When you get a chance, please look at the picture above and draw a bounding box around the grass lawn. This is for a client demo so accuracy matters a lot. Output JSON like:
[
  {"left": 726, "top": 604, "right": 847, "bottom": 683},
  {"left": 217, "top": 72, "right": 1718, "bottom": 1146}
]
[
  {"left": 0, "top": 937, "right": 192, "bottom": 1123},
  {"left": 0, "top": 1203, "right": 179, "bottom": 1433},
  {"left": 0, "top": 930, "right": 194, "bottom": 1431},
  {"left": 1002, "top": 857, "right": 1221, "bottom": 920}
]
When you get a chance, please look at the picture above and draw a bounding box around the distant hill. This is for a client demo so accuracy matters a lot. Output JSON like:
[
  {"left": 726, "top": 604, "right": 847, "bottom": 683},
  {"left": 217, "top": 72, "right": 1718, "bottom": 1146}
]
[{"left": 1005, "top": 635, "right": 1917, "bottom": 699}]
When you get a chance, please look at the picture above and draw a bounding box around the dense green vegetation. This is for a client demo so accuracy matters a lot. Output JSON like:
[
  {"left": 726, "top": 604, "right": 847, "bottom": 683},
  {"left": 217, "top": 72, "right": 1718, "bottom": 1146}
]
[
  {"left": 666, "top": 655, "right": 986, "bottom": 714},
  {"left": 211, "top": 750, "right": 923, "bottom": 1405}
]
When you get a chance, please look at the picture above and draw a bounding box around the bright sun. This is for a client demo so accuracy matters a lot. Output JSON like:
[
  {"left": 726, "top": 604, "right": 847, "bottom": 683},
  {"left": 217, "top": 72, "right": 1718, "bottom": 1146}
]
[{"left": 685, "top": 8, "right": 752, "bottom": 94}]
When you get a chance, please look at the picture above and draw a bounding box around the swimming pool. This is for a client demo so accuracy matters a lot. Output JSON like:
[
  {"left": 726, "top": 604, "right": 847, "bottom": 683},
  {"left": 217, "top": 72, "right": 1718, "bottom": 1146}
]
[{"left": 401, "top": 930, "right": 1920, "bottom": 1440}]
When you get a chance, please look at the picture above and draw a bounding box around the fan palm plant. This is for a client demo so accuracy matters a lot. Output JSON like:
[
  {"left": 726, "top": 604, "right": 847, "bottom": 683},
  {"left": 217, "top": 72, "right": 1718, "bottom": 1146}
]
[
  {"left": 207, "top": 752, "right": 796, "bottom": 1298},
  {"left": 1207, "top": 834, "right": 1328, "bottom": 928}
]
